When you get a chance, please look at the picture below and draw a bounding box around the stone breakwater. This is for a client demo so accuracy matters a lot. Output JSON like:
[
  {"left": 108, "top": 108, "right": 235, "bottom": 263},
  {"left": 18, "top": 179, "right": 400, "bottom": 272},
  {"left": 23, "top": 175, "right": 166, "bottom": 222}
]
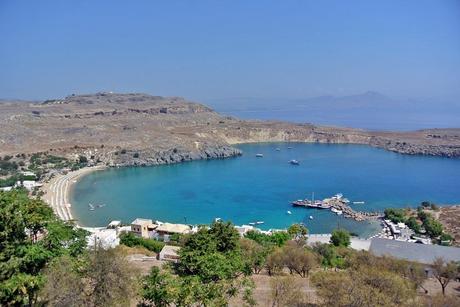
[
  {"left": 328, "top": 199, "right": 382, "bottom": 222},
  {"left": 110, "top": 145, "right": 242, "bottom": 167}
]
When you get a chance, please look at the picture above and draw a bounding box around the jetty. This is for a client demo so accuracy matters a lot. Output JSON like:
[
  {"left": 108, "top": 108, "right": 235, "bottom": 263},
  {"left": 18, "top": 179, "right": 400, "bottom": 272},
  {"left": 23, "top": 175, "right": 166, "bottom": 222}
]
[{"left": 291, "top": 193, "right": 382, "bottom": 222}]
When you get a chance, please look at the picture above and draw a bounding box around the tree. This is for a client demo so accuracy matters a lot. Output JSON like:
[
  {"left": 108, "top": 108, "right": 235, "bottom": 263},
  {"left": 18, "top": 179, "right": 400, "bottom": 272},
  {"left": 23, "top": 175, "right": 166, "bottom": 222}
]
[
  {"left": 141, "top": 222, "right": 255, "bottom": 306},
  {"left": 312, "top": 266, "right": 417, "bottom": 306},
  {"left": 406, "top": 216, "right": 421, "bottom": 233},
  {"left": 240, "top": 238, "right": 268, "bottom": 274},
  {"left": 0, "top": 190, "right": 86, "bottom": 305},
  {"left": 424, "top": 219, "right": 443, "bottom": 238},
  {"left": 40, "top": 256, "right": 86, "bottom": 306},
  {"left": 287, "top": 223, "right": 308, "bottom": 245},
  {"left": 140, "top": 267, "right": 176, "bottom": 307},
  {"left": 311, "top": 242, "right": 337, "bottom": 267},
  {"left": 282, "top": 242, "right": 318, "bottom": 277},
  {"left": 431, "top": 258, "right": 458, "bottom": 296},
  {"left": 265, "top": 248, "right": 284, "bottom": 276},
  {"left": 245, "top": 230, "right": 290, "bottom": 247},
  {"left": 40, "top": 247, "right": 138, "bottom": 307},
  {"left": 270, "top": 276, "right": 308, "bottom": 307},
  {"left": 330, "top": 229, "right": 351, "bottom": 247}
]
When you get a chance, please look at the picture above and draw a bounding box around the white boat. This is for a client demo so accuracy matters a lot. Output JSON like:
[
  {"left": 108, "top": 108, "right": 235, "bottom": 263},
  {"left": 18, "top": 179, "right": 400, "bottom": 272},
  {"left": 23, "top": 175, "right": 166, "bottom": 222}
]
[
  {"left": 334, "top": 193, "right": 343, "bottom": 199},
  {"left": 331, "top": 208, "right": 343, "bottom": 215},
  {"left": 353, "top": 201, "right": 365, "bottom": 204},
  {"left": 287, "top": 210, "right": 292, "bottom": 215},
  {"left": 88, "top": 203, "right": 95, "bottom": 211},
  {"left": 214, "top": 217, "right": 222, "bottom": 222},
  {"left": 276, "top": 148, "right": 280, "bottom": 151},
  {"left": 256, "top": 153, "right": 264, "bottom": 157},
  {"left": 255, "top": 221, "right": 265, "bottom": 225},
  {"left": 289, "top": 159, "right": 300, "bottom": 165},
  {"left": 309, "top": 216, "right": 314, "bottom": 220},
  {"left": 248, "top": 222, "right": 256, "bottom": 226},
  {"left": 287, "top": 146, "right": 293, "bottom": 149}
]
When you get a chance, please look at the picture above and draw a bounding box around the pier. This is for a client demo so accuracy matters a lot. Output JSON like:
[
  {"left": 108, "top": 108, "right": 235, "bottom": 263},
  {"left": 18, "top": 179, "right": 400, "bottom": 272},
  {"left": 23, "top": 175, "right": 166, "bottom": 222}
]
[{"left": 292, "top": 194, "right": 382, "bottom": 222}]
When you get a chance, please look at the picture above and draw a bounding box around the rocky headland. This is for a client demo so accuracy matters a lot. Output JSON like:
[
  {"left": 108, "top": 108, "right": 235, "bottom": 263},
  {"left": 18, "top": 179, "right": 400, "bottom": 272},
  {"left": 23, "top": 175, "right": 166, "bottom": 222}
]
[{"left": 1, "top": 92, "right": 459, "bottom": 166}]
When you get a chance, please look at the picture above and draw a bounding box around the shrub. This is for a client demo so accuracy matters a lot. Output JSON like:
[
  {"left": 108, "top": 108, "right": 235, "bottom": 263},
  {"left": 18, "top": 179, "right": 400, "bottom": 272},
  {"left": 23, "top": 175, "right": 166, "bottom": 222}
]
[{"left": 119, "top": 232, "right": 165, "bottom": 253}]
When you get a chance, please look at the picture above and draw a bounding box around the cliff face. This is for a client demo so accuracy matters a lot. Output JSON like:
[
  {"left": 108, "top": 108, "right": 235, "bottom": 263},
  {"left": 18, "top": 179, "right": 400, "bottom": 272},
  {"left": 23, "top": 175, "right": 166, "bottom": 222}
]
[{"left": 0, "top": 93, "right": 459, "bottom": 164}]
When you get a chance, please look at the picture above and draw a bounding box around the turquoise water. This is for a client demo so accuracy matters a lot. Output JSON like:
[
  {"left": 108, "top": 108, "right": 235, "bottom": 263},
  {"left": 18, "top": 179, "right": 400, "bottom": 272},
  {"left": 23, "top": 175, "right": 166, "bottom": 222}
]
[{"left": 71, "top": 143, "right": 460, "bottom": 237}]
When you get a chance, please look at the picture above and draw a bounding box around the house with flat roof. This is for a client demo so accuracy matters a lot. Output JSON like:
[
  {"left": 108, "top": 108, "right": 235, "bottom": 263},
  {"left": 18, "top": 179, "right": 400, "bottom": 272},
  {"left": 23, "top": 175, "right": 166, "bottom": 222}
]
[
  {"left": 155, "top": 223, "right": 191, "bottom": 235},
  {"left": 130, "top": 218, "right": 156, "bottom": 238},
  {"left": 370, "top": 237, "right": 460, "bottom": 264}
]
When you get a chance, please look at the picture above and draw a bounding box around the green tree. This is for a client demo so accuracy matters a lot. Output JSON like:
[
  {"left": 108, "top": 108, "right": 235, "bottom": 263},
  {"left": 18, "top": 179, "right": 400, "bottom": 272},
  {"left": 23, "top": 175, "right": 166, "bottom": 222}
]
[
  {"left": 287, "top": 223, "right": 308, "bottom": 245},
  {"left": 0, "top": 190, "right": 88, "bottom": 306},
  {"left": 330, "top": 229, "right": 351, "bottom": 247}
]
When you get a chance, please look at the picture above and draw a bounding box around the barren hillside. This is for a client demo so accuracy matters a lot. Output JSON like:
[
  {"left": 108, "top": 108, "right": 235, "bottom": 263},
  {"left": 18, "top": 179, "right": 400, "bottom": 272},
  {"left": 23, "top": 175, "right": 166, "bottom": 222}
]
[{"left": 0, "top": 93, "right": 459, "bottom": 166}]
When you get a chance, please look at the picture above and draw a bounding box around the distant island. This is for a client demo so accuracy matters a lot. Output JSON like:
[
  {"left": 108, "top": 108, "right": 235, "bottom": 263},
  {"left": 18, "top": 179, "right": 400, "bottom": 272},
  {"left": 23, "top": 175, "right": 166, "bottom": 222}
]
[{"left": 0, "top": 92, "right": 459, "bottom": 166}]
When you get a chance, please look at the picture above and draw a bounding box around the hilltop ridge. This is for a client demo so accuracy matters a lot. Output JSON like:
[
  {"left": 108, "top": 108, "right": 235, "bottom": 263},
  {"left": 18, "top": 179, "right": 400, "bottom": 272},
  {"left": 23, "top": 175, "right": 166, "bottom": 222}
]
[{"left": 0, "top": 93, "right": 459, "bottom": 166}]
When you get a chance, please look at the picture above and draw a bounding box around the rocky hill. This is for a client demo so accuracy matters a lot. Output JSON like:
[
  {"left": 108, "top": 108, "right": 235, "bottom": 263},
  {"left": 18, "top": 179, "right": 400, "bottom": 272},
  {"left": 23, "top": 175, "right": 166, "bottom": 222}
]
[{"left": 0, "top": 93, "right": 459, "bottom": 166}]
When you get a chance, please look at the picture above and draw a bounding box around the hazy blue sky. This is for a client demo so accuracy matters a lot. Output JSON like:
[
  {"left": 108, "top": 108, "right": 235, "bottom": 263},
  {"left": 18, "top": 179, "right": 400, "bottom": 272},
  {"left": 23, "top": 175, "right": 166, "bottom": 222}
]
[{"left": 1, "top": 0, "right": 459, "bottom": 101}]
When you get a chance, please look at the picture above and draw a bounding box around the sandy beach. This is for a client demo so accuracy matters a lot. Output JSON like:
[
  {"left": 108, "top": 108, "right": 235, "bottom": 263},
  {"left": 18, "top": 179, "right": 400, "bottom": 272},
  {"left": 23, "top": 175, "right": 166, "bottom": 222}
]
[{"left": 42, "top": 166, "right": 106, "bottom": 223}]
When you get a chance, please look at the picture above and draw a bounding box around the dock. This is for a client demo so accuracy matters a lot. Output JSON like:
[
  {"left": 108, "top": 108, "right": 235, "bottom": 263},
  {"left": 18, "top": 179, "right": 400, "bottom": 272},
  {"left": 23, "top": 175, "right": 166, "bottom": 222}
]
[{"left": 291, "top": 193, "right": 382, "bottom": 222}]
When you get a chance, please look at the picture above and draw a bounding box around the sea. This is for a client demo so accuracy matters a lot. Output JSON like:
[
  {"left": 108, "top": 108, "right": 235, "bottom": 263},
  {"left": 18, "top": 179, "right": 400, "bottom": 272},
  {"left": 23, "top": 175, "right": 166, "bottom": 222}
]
[{"left": 71, "top": 143, "right": 460, "bottom": 237}]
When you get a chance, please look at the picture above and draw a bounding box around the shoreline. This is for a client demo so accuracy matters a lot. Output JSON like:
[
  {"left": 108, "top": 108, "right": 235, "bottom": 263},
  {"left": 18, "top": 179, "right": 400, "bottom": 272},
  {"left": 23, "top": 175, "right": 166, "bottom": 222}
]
[{"left": 42, "top": 165, "right": 106, "bottom": 225}]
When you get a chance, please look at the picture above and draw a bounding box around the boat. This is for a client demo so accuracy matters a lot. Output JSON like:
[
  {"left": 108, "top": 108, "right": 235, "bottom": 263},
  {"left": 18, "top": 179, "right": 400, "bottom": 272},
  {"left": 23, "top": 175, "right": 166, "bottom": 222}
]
[
  {"left": 287, "top": 210, "right": 292, "bottom": 215},
  {"left": 333, "top": 193, "right": 343, "bottom": 199},
  {"left": 248, "top": 222, "right": 256, "bottom": 226},
  {"left": 289, "top": 159, "right": 300, "bottom": 165},
  {"left": 255, "top": 221, "right": 264, "bottom": 225},
  {"left": 353, "top": 201, "right": 365, "bottom": 204},
  {"left": 276, "top": 148, "right": 281, "bottom": 151},
  {"left": 88, "top": 203, "right": 95, "bottom": 211},
  {"left": 96, "top": 204, "right": 106, "bottom": 208},
  {"left": 287, "top": 146, "right": 293, "bottom": 149},
  {"left": 309, "top": 216, "right": 314, "bottom": 220},
  {"left": 256, "top": 153, "right": 264, "bottom": 157},
  {"left": 331, "top": 208, "right": 343, "bottom": 215},
  {"left": 214, "top": 217, "right": 222, "bottom": 222}
]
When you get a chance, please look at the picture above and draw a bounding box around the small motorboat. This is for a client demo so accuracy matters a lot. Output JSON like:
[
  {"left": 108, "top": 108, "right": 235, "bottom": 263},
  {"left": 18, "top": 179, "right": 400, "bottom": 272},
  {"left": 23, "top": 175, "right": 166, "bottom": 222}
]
[
  {"left": 256, "top": 153, "right": 264, "bottom": 158},
  {"left": 96, "top": 204, "right": 106, "bottom": 208},
  {"left": 309, "top": 216, "right": 314, "bottom": 220},
  {"left": 249, "top": 222, "right": 256, "bottom": 226},
  {"left": 289, "top": 159, "right": 300, "bottom": 165},
  {"left": 353, "top": 201, "right": 365, "bottom": 204},
  {"left": 287, "top": 146, "right": 293, "bottom": 149},
  {"left": 255, "top": 221, "right": 265, "bottom": 225},
  {"left": 88, "top": 203, "right": 95, "bottom": 211},
  {"left": 287, "top": 210, "right": 292, "bottom": 215},
  {"left": 214, "top": 217, "right": 222, "bottom": 222},
  {"left": 331, "top": 208, "right": 343, "bottom": 215},
  {"left": 276, "top": 148, "right": 281, "bottom": 151}
]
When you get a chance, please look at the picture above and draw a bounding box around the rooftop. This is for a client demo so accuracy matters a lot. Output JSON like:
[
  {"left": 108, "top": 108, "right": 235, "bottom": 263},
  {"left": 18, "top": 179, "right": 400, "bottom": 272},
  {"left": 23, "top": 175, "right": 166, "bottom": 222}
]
[
  {"left": 131, "top": 218, "right": 153, "bottom": 226},
  {"left": 156, "top": 223, "right": 191, "bottom": 234},
  {"left": 370, "top": 238, "right": 460, "bottom": 264}
]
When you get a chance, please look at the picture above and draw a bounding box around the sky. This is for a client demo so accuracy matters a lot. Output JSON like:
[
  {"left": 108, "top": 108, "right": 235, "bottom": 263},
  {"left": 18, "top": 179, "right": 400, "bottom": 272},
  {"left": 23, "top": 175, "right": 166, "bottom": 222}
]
[{"left": 1, "top": 0, "right": 459, "bottom": 102}]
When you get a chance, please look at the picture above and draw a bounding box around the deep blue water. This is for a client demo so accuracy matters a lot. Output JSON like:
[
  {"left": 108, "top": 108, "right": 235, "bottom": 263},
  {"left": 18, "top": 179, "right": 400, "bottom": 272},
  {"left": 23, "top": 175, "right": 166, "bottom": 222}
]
[{"left": 71, "top": 143, "right": 460, "bottom": 237}]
